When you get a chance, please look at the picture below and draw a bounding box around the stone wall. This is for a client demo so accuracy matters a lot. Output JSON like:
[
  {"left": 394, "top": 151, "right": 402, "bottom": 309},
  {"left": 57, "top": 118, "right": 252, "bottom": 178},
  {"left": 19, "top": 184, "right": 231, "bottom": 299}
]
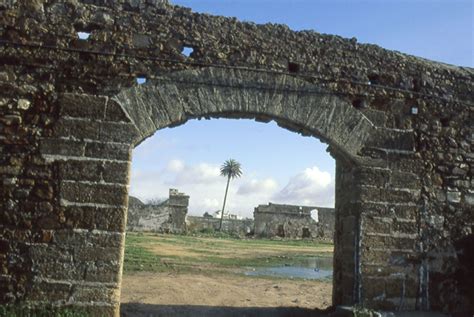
[
  {"left": 186, "top": 216, "right": 253, "bottom": 237},
  {"left": 318, "top": 207, "right": 336, "bottom": 240},
  {"left": 254, "top": 203, "right": 334, "bottom": 240},
  {"left": 127, "top": 189, "right": 188, "bottom": 233},
  {"left": 0, "top": 0, "right": 472, "bottom": 315}
]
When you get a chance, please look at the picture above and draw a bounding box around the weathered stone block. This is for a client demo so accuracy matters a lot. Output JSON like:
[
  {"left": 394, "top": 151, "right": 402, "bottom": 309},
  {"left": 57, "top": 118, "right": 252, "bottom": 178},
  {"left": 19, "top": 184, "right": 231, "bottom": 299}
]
[
  {"left": 99, "top": 122, "right": 138, "bottom": 143},
  {"left": 355, "top": 167, "right": 389, "bottom": 187},
  {"left": 390, "top": 171, "right": 421, "bottom": 189},
  {"left": 363, "top": 216, "right": 392, "bottom": 234},
  {"left": 40, "top": 138, "right": 85, "bottom": 157},
  {"left": 132, "top": 34, "right": 152, "bottom": 48},
  {"left": 105, "top": 99, "right": 131, "bottom": 122},
  {"left": 53, "top": 118, "right": 100, "bottom": 140},
  {"left": 53, "top": 229, "right": 123, "bottom": 248},
  {"left": 466, "top": 192, "right": 474, "bottom": 205},
  {"left": 63, "top": 205, "right": 126, "bottom": 231},
  {"left": 361, "top": 277, "right": 385, "bottom": 299},
  {"left": 374, "top": 188, "right": 420, "bottom": 203},
  {"left": 358, "top": 202, "right": 419, "bottom": 220},
  {"left": 371, "top": 128, "right": 415, "bottom": 151},
  {"left": 362, "top": 234, "right": 416, "bottom": 250},
  {"left": 71, "top": 284, "right": 119, "bottom": 303},
  {"left": 58, "top": 160, "right": 102, "bottom": 182},
  {"left": 361, "top": 249, "right": 390, "bottom": 264},
  {"left": 60, "top": 181, "right": 128, "bottom": 205},
  {"left": 60, "top": 94, "right": 107, "bottom": 120},
  {"left": 35, "top": 261, "right": 86, "bottom": 281},
  {"left": 84, "top": 261, "right": 121, "bottom": 283},
  {"left": 74, "top": 246, "right": 122, "bottom": 262},
  {"left": 85, "top": 141, "right": 131, "bottom": 161},
  {"left": 102, "top": 161, "right": 130, "bottom": 184},
  {"left": 447, "top": 191, "right": 461, "bottom": 203},
  {"left": 392, "top": 219, "right": 417, "bottom": 234},
  {"left": 29, "top": 244, "right": 73, "bottom": 263},
  {"left": 385, "top": 278, "right": 405, "bottom": 298},
  {"left": 25, "top": 281, "right": 72, "bottom": 301}
]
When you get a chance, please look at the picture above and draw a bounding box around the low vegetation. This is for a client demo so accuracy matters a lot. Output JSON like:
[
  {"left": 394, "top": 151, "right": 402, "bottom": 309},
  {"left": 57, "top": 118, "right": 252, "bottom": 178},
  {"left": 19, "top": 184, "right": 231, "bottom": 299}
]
[{"left": 124, "top": 232, "right": 333, "bottom": 277}]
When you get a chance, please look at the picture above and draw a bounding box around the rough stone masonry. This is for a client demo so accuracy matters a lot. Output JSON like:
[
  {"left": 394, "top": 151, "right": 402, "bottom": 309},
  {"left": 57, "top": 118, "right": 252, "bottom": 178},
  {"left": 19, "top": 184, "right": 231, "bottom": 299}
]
[
  {"left": 0, "top": 0, "right": 472, "bottom": 316},
  {"left": 254, "top": 202, "right": 335, "bottom": 240},
  {"left": 127, "top": 189, "right": 188, "bottom": 233}
]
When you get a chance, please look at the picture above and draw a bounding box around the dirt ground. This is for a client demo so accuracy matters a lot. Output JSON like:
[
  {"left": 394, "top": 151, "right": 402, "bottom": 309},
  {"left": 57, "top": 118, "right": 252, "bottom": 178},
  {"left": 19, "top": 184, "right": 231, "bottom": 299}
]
[
  {"left": 120, "top": 272, "right": 332, "bottom": 316},
  {"left": 120, "top": 234, "right": 333, "bottom": 316}
]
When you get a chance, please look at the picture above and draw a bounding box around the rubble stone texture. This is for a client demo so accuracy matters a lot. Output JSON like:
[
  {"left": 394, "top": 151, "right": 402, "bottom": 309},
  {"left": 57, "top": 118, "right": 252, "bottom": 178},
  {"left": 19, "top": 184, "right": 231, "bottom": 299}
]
[
  {"left": 186, "top": 216, "right": 254, "bottom": 237},
  {"left": 0, "top": 0, "right": 472, "bottom": 315},
  {"left": 127, "top": 189, "right": 188, "bottom": 233},
  {"left": 254, "top": 203, "right": 335, "bottom": 240}
]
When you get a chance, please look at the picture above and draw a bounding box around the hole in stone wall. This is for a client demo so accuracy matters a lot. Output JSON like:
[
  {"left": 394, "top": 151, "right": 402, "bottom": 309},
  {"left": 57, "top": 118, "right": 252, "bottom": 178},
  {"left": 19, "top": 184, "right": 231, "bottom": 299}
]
[
  {"left": 440, "top": 117, "right": 450, "bottom": 127},
  {"left": 181, "top": 46, "right": 194, "bottom": 57},
  {"left": 412, "top": 78, "right": 421, "bottom": 92},
  {"left": 136, "top": 76, "right": 147, "bottom": 85},
  {"left": 302, "top": 228, "right": 311, "bottom": 238},
  {"left": 367, "top": 74, "right": 379, "bottom": 85},
  {"left": 352, "top": 99, "right": 367, "bottom": 109},
  {"left": 288, "top": 62, "right": 300, "bottom": 73},
  {"left": 77, "top": 32, "right": 91, "bottom": 40},
  {"left": 277, "top": 224, "right": 286, "bottom": 237}
]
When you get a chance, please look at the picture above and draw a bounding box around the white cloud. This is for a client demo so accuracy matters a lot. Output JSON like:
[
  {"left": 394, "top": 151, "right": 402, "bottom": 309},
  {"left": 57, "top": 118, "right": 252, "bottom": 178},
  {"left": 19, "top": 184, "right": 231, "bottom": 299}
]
[
  {"left": 130, "top": 160, "right": 334, "bottom": 218},
  {"left": 237, "top": 178, "right": 278, "bottom": 195},
  {"left": 167, "top": 159, "right": 184, "bottom": 172},
  {"left": 169, "top": 162, "right": 221, "bottom": 185},
  {"left": 272, "top": 166, "right": 334, "bottom": 207},
  {"left": 199, "top": 198, "right": 220, "bottom": 211},
  {"left": 129, "top": 169, "right": 169, "bottom": 202}
]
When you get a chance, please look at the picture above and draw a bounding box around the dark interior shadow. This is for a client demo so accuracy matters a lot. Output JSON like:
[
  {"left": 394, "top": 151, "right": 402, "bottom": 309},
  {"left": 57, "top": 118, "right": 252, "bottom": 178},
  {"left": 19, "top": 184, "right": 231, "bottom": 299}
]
[{"left": 120, "top": 303, "right": 334, "bottom": 317}]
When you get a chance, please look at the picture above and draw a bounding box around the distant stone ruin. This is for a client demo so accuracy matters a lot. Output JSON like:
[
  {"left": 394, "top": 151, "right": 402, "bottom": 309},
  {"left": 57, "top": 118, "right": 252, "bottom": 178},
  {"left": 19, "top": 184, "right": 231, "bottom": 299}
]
[
  {"left": 127, "top": 189, "right": 189, "bottom": 233},
  {"left": 254, "top": 203, "right": 335, "bottom": 240},
  {"left": 187, "top": 216, "right": 254, "bottom": 236}
]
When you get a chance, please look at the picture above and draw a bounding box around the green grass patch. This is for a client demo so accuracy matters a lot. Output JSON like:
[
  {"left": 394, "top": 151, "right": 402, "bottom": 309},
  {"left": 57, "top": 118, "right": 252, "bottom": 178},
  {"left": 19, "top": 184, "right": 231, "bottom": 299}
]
[
  {"left": 123, "top": 234, "right": 167, "bottom": 273},
  {"left": 124, "top": 232, "right": 334, "bottom": 276}
]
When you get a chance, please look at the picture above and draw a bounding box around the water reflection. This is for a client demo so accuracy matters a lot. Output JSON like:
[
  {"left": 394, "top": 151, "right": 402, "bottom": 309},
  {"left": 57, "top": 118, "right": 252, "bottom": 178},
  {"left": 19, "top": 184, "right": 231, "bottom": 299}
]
[{"left": 245, "top": 256, "right": 333, "bottom": 280}]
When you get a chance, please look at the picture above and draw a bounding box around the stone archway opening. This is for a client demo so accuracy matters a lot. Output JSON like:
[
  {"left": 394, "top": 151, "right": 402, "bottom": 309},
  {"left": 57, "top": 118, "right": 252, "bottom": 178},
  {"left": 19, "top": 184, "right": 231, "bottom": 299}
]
[
  {"left": 121, "top": 116, "right": 338, "bottom": 314},
  {"left": 34, "top": 64, "right": 387, "bottom": 315},
  {"left": 108, "top": 66, "right": 376, "bottom": 313}
]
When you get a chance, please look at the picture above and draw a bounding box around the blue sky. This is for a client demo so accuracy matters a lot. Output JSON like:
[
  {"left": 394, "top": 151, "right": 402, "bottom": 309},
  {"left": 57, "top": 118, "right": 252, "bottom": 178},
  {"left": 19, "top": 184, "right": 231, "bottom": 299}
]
[{"left": 130, "top": 0, "right": 473, "bottom": 217}]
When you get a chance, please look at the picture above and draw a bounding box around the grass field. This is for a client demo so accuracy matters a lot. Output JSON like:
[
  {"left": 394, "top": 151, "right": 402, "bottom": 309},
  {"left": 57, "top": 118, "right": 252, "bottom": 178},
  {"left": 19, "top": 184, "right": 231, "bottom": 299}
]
[
  {"left": 121, "top": 233, "right": 335, "bottom": 312},
  {"left": 123, "top": 232, "right": 334, "bottom": 276}
]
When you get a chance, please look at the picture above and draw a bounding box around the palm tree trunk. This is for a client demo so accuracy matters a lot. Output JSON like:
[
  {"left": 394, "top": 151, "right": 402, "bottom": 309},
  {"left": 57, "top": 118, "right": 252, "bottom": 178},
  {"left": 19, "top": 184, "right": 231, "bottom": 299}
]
[{"left": 218, "top": 175, "right": 231, "bottom": 231}]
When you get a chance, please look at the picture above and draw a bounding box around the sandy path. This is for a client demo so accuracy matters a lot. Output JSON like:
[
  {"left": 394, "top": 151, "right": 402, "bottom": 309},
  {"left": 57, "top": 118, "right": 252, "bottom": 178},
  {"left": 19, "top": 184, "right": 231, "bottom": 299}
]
[{"left": 120, "top": 272, "right": 332, "bottom": 309}]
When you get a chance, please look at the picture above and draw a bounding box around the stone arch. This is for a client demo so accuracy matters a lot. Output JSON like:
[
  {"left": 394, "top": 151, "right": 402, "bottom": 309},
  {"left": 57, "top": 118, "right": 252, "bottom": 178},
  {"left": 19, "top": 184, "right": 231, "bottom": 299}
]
[
  {"left": 113, "top": 67, "right": 377, "bottom": 161},
  {"left": 31, "top": 66, "right": 419, "bottom": 315},
  {"left": 108, "top": 66, "right": 383, "bottom": 310}
]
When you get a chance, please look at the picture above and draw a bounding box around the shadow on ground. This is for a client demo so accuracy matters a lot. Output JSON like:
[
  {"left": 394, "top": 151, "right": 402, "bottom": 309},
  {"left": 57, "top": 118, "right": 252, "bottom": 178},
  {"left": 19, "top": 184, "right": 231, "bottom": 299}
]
[{"left": 120, "top": 303, "right": 333, "bottom": 317}]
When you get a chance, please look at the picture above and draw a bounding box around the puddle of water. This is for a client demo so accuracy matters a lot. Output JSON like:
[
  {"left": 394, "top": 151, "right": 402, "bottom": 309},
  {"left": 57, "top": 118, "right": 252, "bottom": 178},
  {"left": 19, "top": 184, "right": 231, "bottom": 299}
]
[
  {"left": 245, "top": 256, "right": 333, "bottom": 280},
  {"left": 245, "top": 266, "right": 332, "bottom": 280},
  {"left": 298, "top": 256, "right": 333, "bottom": 270}
]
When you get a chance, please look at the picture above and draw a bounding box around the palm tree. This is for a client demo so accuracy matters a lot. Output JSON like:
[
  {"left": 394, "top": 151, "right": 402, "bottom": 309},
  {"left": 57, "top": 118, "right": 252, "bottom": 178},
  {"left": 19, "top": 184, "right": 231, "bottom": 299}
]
[{"left": 218, "top": 159, "right": 243, "bottom": 231}]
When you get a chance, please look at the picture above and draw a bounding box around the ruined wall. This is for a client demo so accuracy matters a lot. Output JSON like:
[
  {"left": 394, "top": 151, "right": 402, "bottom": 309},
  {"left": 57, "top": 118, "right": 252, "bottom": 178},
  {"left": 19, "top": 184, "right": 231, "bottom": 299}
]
[
  {"left": 127, "top": 189, "right": 188, "bottom": 233},
  {"left": 254, "top": 203, "right": 333, "bottom": 239},
  {"left": 317, "top": 207, "right": 336, "bottom": 240},
  {"left": 0, "top": 0, "right": 472, "bottom": 315},
  {"left": 186, "top": 216, "right": 254, "bottom": 237}
]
